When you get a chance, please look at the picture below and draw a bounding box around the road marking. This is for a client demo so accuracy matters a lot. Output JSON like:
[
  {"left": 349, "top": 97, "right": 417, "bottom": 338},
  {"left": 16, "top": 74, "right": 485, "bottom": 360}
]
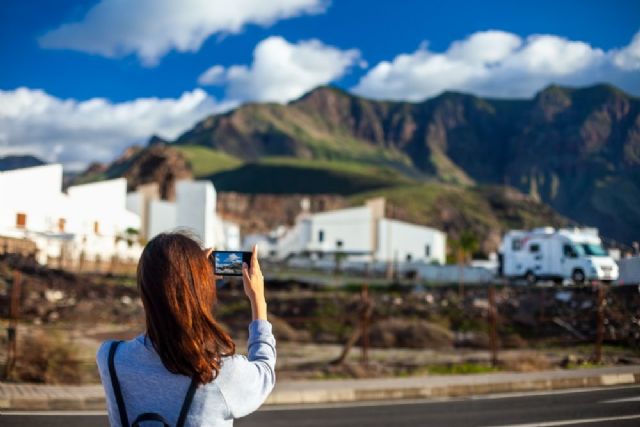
[
  {"left": 260, "top": 385, "right": 640, "bottom": 412},
  {"left": 481, "top": 414, "right": 640, "bottom": 427},
  {"left": 601, "top": 395, "right": 640, "bottom": 403},
  {"left": 0, "top": 411, "right": 107, "bottom": 416}
]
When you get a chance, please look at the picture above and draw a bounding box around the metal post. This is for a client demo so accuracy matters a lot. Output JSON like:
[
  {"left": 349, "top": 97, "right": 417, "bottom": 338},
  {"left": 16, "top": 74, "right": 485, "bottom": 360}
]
[
  {"left": 594, "top": 283, "right": 605, "bottom": 363},
  {"left": 488, "top": 284, "right": 499, "bottom": 367},
  {"left": 361, "top": 283, "right": 370, "bottom": 366},
  {"left": 4, "top": 271, "right": 21, "bottom": 379}
]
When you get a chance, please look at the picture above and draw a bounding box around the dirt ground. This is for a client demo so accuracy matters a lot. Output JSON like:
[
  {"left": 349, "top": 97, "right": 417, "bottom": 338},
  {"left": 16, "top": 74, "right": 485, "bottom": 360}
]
[{"left": 1, "top": 254, "right": 639, "bottom": 384}]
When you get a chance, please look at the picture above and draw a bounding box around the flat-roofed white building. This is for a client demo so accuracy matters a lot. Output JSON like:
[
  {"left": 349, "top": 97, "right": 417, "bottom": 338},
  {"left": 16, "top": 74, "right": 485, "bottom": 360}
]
[
  {"left": 130, "top": 179, "right": 240, "bottom": 250},
  {"left": 245, "top": 197, "right": 446, "bottom": 265},
  {"left": 0, "top": 164, "right": 142, "bottom": 264}
]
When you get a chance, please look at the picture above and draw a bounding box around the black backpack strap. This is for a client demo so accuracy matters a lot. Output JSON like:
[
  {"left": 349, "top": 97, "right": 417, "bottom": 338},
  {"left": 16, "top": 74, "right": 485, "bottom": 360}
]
[
  {"left": 108, "top": 341, "right": 129, "bottom": 427},
  {"left": 132, "top": 413, "right": 171, "bottom": 427},
  {"left": 176, "top": 377, "right": 198, "bottom": 427}
]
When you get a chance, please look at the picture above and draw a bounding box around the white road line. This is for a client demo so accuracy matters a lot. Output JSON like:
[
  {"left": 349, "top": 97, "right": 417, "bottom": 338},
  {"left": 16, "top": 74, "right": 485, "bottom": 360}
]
[
  {"left": 259, "top": 385, "right": 640, "bottom": 412},
  {"left": 481, "top": 414, "right": 640, "bottom": 427},
  {"left": 601, "top": 395, "right": 640, "bottom": 403}
]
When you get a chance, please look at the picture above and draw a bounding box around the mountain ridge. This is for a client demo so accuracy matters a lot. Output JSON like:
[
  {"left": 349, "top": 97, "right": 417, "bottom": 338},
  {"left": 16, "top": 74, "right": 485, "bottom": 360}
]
[{"left": 171, "top": 83, "right": 640, "bottom": 244}]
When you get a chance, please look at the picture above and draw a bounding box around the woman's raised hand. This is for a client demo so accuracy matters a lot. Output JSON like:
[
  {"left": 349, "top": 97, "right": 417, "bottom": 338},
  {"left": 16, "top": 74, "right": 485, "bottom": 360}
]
[{"left": 242, "top": 245, "right": 267, "bottom": 320}]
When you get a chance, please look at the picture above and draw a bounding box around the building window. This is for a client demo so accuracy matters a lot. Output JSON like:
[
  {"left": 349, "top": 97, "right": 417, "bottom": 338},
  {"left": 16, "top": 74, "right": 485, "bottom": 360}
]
[
  {"left": 15, "top": 213, "right": 26, "bottom": 229},
  {"left": 425, "top": 244, "right": 431, "bottom": 257},
  {"left": 406, "top": 254, "right": 413, "bottom": 262},
  {"left": 336, "top": 240, "right": 343, "bottom": 248},
  {"left": 58, "top": 218, "right": 66, "bottom": 232},
  {"left": 318, "top": 230, "right": 324, "bottom": 242},
  {"left": 94, "top": 221, "right": 100, "bottom": 235},
  {"left": 529, "top": 243, "right": 540, "bottom": 253}
]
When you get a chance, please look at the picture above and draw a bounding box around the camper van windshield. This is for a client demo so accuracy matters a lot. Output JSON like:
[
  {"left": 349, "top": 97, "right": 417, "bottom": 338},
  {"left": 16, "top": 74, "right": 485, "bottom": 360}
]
[{"left": 577, "top": 243, "right": 608, "bottom": 257}]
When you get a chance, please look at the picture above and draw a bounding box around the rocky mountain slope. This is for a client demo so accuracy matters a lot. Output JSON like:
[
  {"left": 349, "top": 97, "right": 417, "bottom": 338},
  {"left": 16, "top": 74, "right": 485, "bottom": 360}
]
[
  {"left": 70, "top": 138, "right": 193, "bottom": 200},
  {"left": 173, "top": 84, "right": 640, "bottom": 244}
]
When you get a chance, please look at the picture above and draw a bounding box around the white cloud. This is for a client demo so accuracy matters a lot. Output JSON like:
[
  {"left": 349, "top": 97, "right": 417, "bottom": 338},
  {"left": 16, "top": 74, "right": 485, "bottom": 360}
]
[
  {"left": 39, "top": 0, "right": 328, "bottom": 66},
  {"left": 198, "top": 36, "right": 361, "bottom": 103},
  {"left": 613, "top": 31, "right": 640, "bottom": 71},
  {"left": 0, "top": 88, "right": 233, "bottom": 170},
  {"left": 353, "top": 30, "right": 640, "bottom": 101}
]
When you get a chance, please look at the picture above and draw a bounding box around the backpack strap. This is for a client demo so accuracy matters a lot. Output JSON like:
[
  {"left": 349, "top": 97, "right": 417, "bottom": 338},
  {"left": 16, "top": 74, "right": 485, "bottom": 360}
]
[
  {"left": 132, "top": 412, "right": 171, "bottom": 427},
  {"left": 108, "top": 341, "right": 129, "bottom": 427},
  {"left": 176, "top": 377, "right": 198, "bottom": 427}
]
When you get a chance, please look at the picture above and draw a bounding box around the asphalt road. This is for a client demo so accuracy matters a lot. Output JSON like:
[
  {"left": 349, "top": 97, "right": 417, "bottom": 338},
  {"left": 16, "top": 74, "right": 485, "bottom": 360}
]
[{"left": 2, "top": 385, "right": 639, "bottom": 427}]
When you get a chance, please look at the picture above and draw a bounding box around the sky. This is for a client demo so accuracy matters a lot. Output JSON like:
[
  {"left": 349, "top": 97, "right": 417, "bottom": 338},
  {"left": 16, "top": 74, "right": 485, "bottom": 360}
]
[{"left": 1, "top": 0, "right": 639, "bottom": 170}]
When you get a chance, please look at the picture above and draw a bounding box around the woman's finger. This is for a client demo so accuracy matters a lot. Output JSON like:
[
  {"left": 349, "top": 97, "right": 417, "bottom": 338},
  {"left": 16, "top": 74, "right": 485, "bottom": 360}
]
[
  {"left": 242, "top": 262, "right": 251, "bottom": 284},
  {"left": 251, "top": 244, "right": 260, "bottom": 274}
]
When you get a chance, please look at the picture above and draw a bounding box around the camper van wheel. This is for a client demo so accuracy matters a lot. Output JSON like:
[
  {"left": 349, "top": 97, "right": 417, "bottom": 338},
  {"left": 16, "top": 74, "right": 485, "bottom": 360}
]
[
  {"left": 572, "top": 269, "right": 586, "bottom": 285},
  {"left": 524, "top": 271, "right": 537, "bottom": 285}
]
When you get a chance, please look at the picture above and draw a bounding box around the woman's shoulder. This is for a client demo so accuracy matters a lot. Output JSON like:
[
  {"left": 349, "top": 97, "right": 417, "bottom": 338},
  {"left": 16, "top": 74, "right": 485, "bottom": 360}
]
[{"left": 95, "top": 334, "right": 147, "bottom": 369}]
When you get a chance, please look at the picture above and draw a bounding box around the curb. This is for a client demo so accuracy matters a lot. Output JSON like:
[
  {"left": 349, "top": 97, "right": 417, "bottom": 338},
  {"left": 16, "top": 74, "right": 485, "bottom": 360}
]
[
  {"left": 265, "top": 370, "right": 640, "bottom": 405},
  {"left": 1, "top": 367, "right": 639, "bottom": 411}
]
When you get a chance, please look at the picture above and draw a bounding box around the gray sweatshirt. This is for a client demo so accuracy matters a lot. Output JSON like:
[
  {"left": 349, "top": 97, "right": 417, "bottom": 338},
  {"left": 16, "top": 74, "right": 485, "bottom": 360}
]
[{"left": 96, "top": 320, "right": 276, "bottom": 426}]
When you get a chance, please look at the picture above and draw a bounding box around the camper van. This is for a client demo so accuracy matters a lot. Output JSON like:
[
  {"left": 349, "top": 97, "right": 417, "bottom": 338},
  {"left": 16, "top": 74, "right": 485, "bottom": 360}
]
[{"left": 499, "top": 227, "right": 619, "bottom": 284}]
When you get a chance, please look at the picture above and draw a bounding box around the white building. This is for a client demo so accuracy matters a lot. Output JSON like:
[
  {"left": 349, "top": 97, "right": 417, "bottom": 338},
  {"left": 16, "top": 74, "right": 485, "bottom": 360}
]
[
  {"left": 244, "top": 198, "right": 446, "bottom": 265},
  {"left": 127, "top": 179, "right": 240, "bottom": 250},
  {"left": 0, "top": 164, "right": 142, "bottom": 264}
]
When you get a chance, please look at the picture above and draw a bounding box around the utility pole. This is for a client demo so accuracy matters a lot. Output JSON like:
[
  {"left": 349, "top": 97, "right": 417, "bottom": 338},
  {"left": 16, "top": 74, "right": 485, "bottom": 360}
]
[{"left": 4, "top": 271, "right": 21, "bottom": 379}]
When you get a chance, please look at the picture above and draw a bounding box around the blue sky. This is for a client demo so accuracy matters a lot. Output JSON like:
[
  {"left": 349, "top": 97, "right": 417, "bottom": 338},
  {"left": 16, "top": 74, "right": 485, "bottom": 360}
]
[{"left": 1, "top": 0, "right": 639, "bottom": 169}]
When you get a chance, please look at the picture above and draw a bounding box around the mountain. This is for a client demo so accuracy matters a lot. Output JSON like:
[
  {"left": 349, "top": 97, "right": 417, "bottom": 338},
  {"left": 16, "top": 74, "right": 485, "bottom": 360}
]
[
  {"left": 70, "top": 141, "right": 193, "bottom": 200},
  {"left": 173, "top": 84, "right": 640, "bottom": 244},
  {"left": 0, "top": 155, "right": 45, "bottom": 171}
]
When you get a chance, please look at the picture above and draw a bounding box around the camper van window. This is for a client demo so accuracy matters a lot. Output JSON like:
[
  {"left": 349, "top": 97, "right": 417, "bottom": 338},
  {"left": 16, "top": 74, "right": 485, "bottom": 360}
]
[
  {"left": 512, "top": 239, "right": 522, "bottom": 251},
  {"left": 563, "top": 244, "right": 578, "bottom": 258},
  {"left": 529, "top": 243, "right": 540, "bottom": 253},
  {"left": 580, "top": 243, "right": 608, "bottom": 257},
  {"left": 318, "top": 230, "right": 324, "bottom": 242}
]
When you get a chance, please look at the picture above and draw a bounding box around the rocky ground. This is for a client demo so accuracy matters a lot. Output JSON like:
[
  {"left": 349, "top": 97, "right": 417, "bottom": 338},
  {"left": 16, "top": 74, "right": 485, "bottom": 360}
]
[{"left": 1, "top": 253, "right": 639, "bottom": 384}]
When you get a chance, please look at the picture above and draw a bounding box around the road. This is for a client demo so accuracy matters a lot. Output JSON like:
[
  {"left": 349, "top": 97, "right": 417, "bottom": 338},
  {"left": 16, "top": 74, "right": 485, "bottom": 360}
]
[{"left": 2, "top": 385, "right": 639, "bottom": 426}]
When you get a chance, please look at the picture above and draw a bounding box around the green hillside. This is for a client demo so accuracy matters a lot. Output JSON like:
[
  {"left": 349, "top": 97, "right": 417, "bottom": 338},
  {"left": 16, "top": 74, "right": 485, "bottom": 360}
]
[
  {"left": 175, "top": 145, "right": 242, "bottom": 177},
  {"left": 209, "top": 156, "right": 412, "bottom": 194},
  {"left": 350, "top": 184, "right": 569, "bottom": 253}
]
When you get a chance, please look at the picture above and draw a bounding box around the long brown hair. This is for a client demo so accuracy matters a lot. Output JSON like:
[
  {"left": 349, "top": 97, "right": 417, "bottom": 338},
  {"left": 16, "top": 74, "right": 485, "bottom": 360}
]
[{"left": 137, "top": 231, "right": 235, "bottom": 384}]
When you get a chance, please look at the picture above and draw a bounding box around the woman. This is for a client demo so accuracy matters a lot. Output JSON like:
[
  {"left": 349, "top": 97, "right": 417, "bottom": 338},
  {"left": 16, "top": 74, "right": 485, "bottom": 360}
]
[{"left": 96, "top": 232, "right": 275, "bottom": 426}]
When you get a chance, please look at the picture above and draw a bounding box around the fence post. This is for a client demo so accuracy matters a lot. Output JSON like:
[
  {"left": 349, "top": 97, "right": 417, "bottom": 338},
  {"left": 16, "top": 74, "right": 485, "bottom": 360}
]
[
  {"left": 4, "top": 270, "right": 21, "bottom": 379},
  {"left": 361, "top": 283, "right": 370, "bottom": 366},
  {"left": 594, "top": 283, "right": 605, "bottom": 363},
  {"left": 488, "top": 284, "right": 499, "bottom": 367}
]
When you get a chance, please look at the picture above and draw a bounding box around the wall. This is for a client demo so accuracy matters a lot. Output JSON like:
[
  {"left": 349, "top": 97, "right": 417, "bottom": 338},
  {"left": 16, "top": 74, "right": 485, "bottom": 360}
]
[
  {"left": 0, "top": 164, "right": 65, "bottom": 234},
  {"left": 376, "top": 219, "right": 446, "bottom": 264},
  {"left": 176, "top": 180, "right": 216, "bottom": 247},
  {"left": 148, "top": 200, "right": 177, "bottom": 240},
  {"left": 306, "top": 206, "right": 372, "bottom": 255}
]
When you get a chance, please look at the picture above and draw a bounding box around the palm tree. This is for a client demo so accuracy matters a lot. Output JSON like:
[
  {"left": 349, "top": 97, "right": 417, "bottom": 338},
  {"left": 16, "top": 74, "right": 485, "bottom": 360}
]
[{"left": 450, "top": 230, "right": 480, "bottom": 297}]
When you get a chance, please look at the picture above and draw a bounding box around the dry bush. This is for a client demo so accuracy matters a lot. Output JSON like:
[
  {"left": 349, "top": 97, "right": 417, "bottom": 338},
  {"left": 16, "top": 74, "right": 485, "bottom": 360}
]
[{"left": 11, "top": 331, "right": 84, "bottom": 384}]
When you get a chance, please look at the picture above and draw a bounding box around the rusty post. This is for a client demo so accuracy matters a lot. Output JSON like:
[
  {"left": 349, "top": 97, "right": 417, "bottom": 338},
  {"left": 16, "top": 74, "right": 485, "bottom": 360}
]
[
  {"left": 361, "top": 283, "right": 370, "bottom": 366},
  {"left": 457, "top": 248, "right": 465, "bottom": 299},
  {"left": 488, "top": 284, "right": 499, "bottom": 367},
  {"left": 4, "top": 270, "right": 21, "bottom": 379},
  {"left": 538, "top": 287, "right": 545, "bottom": 322},
  {"left": 594, "top": 283, "right": 605, "bottom": 363}
]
